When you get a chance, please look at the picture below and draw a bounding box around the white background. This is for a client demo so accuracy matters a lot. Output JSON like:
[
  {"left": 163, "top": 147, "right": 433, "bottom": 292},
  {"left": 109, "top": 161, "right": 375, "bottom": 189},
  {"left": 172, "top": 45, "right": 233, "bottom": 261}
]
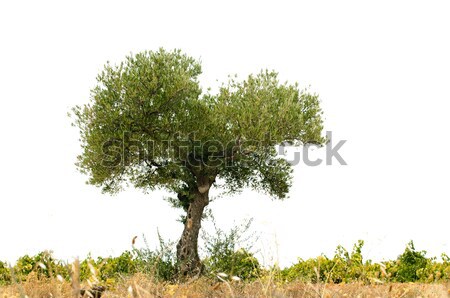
[{"left": 0, "top": 0, "right": 449, "bottom": 267}]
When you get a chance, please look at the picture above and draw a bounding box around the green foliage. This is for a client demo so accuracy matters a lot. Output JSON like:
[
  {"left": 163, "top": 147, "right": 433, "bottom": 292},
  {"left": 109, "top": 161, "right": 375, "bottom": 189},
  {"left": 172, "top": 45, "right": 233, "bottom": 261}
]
[
  {"left": 421, "top": 253, "right": 450, "bottom": 281},
  {"left": 1, "top": 240, "right": 450, "bottom": 285},
  {"left": 396, "top": 241, "right": 428, "bottom": 282},
  {"left": 202, "top": 218, "right": 261, "bottom": 280},
  {"left": 281, "top": 241, "right": 371, "bottom": 283},
  {"left": 71, "top": 48, "right": 326, "bottom": 200},
  {"left": 96, "top": 251, "right": 136, "bottom": 281},
  {"left": 13, "top": 251, "right": 69, "bottom": 282},
  {"left": 0, "top": 260, "right": 11, "bottom": 285},
  {"left": 78, "top": 235, "right": 178, "bottom": 284},
  {"left": 79, "top": 256, "right": 95, "bottom": 281},
  {"left": 132, "top": 234, "right": 178, "bottom": 281},
  {"left": 281, "top": 240, "right": 450, "bottom": 284},
  {"left": 327, "top": 240, "right": 374, "bottom": 283},
  {"left": 389, "top": 241, "right": 430, "bottom": 282},
  {"left": 72, "top": 48, "right": 204, "bottom": 194}
]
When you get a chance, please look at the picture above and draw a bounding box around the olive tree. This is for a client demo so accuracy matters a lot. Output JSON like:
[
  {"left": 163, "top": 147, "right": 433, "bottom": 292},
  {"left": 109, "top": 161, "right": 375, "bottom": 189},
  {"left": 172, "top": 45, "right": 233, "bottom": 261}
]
[{"left": 72, "top": 48, "right": 325, "bottom": 276}]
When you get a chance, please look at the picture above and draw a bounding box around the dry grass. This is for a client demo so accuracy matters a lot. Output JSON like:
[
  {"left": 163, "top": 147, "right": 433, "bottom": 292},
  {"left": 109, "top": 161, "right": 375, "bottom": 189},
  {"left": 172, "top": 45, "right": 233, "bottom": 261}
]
[{"left": 1, "top": 274, "right": 449, "bottom": 298}]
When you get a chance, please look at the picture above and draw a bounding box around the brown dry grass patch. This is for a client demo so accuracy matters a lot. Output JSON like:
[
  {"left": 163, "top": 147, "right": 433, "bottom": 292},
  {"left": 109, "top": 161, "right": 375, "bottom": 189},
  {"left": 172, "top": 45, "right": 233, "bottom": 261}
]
[{"left": 1, "top": 274, "right": 450, "bottom": 298}]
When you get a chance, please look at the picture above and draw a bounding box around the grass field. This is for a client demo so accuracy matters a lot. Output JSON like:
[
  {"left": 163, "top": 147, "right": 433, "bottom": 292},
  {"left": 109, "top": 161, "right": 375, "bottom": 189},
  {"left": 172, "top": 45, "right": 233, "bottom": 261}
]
[{"left": 1, "top": 274, "right": 449, "bottom": 298}]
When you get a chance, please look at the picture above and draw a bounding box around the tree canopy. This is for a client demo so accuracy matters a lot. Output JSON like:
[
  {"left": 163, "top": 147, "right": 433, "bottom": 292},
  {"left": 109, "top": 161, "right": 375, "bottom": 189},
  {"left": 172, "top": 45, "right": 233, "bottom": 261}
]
[{"left": 73, "top": 48, "right": 324, "bottom": 200}]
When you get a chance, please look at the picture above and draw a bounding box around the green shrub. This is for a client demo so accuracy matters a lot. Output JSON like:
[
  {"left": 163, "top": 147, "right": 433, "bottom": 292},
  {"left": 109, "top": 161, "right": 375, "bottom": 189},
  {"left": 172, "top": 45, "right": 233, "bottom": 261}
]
[
  {"left": 133, "top": 234, "right": 178, "bottom": 281},
  {"left": 281, "top": 256, "right": 328, "bottom": 283},
  {"left": 282, "top": 241, "right": 379, "bottom": 284},
  {"left": 13, "top": 251, "right": 69, "bottom": 281},
  {"left": 0, "top": 260, "right": 11, "bottom": 285},
  {"left": 202, "top": 218, "right": 261, "bottom": 280},
  {"left": 99, "top": 251, "right": 136, "bottom": 280},
  {"left": 76, "top": 234, "right": 177, "bottom": 284},
  {"left": 393, "top": 241, "right": 429, "bottom": 282}
]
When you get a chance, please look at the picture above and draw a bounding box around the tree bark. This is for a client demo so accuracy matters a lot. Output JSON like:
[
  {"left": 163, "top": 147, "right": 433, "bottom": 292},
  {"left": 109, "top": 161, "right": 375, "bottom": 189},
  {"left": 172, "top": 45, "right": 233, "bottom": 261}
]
[{"left": 176, "top": 181, "right": 210, "bottom": 277}]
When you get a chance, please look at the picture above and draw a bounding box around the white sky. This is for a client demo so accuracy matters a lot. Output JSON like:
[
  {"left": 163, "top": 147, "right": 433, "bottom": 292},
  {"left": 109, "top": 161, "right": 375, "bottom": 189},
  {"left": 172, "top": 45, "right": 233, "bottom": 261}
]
[{"left": 0, "top": 0, "right": 449, "bottom": 267}]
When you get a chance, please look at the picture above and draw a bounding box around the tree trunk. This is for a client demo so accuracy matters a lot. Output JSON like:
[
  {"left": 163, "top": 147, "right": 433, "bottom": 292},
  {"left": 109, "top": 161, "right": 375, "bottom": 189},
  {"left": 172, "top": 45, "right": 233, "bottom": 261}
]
[{"left": 176, "top": 186, "right": 210, "bottom": 277}]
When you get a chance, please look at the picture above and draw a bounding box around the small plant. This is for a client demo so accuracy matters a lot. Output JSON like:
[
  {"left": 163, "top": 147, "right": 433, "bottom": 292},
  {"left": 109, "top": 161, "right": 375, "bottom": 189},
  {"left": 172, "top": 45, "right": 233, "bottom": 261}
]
[
  {"left": 202, "top": 218, "right": 261, "bottom": 280},
  {"left": 393, "top": 241, "right": 429, "bottom": 282},
  {"left": 282, "top": 241, "right": 378, "bottom": 284},
  {"left": 133, "top": 233, "right": 178, "bottom": 281},
  {"left": 0, "top": 260, "right": 11, "bottom": 285},
  {"left": 13, "top": 251, "right": 69, "bottom": 282}
]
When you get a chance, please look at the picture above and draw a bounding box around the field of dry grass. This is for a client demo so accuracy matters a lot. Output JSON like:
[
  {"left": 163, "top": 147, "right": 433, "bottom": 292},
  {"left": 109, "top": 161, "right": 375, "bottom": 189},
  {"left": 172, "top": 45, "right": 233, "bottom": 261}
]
[{"left": 1, "top": 273, "right": 449, "bottom": 298}]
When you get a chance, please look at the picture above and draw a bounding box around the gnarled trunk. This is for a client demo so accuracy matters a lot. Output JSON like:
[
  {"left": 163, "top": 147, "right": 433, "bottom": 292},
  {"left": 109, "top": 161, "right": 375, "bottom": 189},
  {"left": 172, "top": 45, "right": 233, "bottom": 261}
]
[{"left": 176, "top": 186, "right": 209, "bottom": 276}]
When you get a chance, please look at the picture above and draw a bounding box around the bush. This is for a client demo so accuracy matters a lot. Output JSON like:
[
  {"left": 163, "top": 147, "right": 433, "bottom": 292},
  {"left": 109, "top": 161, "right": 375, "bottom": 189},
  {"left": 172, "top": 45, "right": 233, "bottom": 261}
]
[
  {"left": 202, "top": 218, "right": 261, "bottom": 280},
  {"left": 75, "top": 234, "right": 178, "bottom": 285},
  {"left": 97, "top": 251, "right": 136, "bottom": 281},
  {"left": 392, "top": 241, "right": 429, "bottom": 282},
  {"left": 282, "top": 241, "right": 368, "bottom": 283},
  {"left": 133, "top": 233, "right": 178, "bottom": 281},
  {"left": 0, "top": 260, "right": 11, "bottom": 285},
  {"left": 13, "top": 251, "right": 69, "bottom": 282}
]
